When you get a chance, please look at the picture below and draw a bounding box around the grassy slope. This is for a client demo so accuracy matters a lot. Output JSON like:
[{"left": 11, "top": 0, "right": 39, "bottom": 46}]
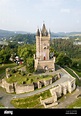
[
  {"left": 64, "top": 64, "right": 81, "bottom": 108},
  {"left": 0, "top": 103, "right": 4, "bottom": 108},
  {"left": 64, "top": 67, "right": 81, "bottom": 86},
  {"left": 6, "top": 72, "right": 56, "bottom": 84},
  {"left": 67, "top": 98, "right": 81, "bottom": 108},
  {"left": 72, "top": 58, "right": 81, "bottom": 77},
  {"left": 11, "top": 90, "right": 51, "bottom": 108},
  {"left": 0, "top": 63, "right": 17, "bottom": 79}
]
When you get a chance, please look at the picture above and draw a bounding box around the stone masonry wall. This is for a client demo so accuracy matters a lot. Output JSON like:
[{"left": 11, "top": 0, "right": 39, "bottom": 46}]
[
  {"left": 50, "top": 85, "right": 62, "bottom": 98},
  {"left": 50, "top": 79, "right": 76, "bottom": 99},
  {"left": 40, "top": 78, "right": 76, "bottom": 108},
  {"left": 43, "top": 78, "right": 52, "bottom": 86},
  {"left": 35, "top": 59, "right": 55, "bottom": 71},
  {"left": 15, "top": 84, "right": 34, "bottom": 94},
  {"left": 0, "top": 79, "right": 14, "bottom": 93},
  {"left": 0, "top": 74, "right": 59, "bottom": 94}
]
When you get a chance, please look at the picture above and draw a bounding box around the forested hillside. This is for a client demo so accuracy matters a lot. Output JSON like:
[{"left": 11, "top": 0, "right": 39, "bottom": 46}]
[
  {"left": 51, "top": 38, "right": 81, "bottom": 59},
  {"left": 0, "top": 29, "right": 16, "bottom": 38},
  {"left": 11, "top": 34, "right": 35, "bottom": 44}
]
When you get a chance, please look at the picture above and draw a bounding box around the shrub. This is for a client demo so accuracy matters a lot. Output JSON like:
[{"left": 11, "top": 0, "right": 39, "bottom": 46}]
[
  {"left": 21, "top": 71, "right": 26, "bottom": 76},
  {"left": 31, "top": 79, "right": 33, "bottom": 83},
  {"left": 18, "top": 70, "right": 21, "bottom": 74},
  {"left": 26, "top": 78, "right": 29, "bottom": 81},
  {"left": 27, "top": 73, "right": 32, "bottom": 76},
  {"left": 22, "top": 81, "right": 26, "bottom": 84},
  {"left": 11, "top": 69, "right": 16, "bottom": 73}
]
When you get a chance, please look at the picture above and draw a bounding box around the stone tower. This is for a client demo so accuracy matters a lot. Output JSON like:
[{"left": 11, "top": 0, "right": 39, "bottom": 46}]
[{"left": 34, "top": 24, "right": 55, "bottom": 72}]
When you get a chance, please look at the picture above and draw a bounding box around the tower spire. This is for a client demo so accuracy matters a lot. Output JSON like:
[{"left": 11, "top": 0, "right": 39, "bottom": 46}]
[
  {"left": 41, "top": 22, "right": 48, "bottom": 36},
  {"left": 36, "top": 28, "right": 40, "bottom": 36}
]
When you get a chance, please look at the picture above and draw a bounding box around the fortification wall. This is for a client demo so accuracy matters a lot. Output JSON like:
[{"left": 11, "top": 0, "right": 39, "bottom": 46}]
[
  {"left": 50, "top": 79, "right": 76, "bottom": 99},
  {"left": 40, "top": 93, "right": 58, "bottom": 108},
  {"left": 40, "top": 78, "right": 76, "bottom": 108},
  {"left": 50, "top": 85, "right": 62, "bottom": 98},
  {"left": 39, "top": 60, "right": 55, "bottom": 69},
  {"left": 0, "top": 79, "right": 14, "bottom": 93},
  {"left": 15, "top": 84, "right": 34, "bottom": 94},
  {"left": 43, "top": 78, "right": 52, "bottom": 86},
  {"left": 0, "top": 74, "right": 59, "bottom": 94},
  {"left": 37, "top": 75, "right": 59, "bottom": 89},
  {"left": 36, "top": 59, "right": 55, "bottom": 71}
]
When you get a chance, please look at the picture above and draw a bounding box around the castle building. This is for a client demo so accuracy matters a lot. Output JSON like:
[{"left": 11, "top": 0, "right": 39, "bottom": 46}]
[{"left": 34, "top": 24, "right": 55, "bottom": 72}]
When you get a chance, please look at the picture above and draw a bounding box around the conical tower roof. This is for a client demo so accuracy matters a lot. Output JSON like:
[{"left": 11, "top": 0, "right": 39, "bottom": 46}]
[
  {"left": 41, "top": 24, "right": 48, "bottom": 36},
  {"left": 36, "top": 28, "right": 40, "bottom": 36}
]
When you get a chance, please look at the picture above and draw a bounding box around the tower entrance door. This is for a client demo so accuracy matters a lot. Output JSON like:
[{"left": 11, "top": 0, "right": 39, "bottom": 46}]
[{"left": 44, "top": 56, "right": 46, "bottom": 60}]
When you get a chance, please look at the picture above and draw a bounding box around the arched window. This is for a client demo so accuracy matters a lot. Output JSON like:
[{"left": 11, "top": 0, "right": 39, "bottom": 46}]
[
  {"left": 44, "top": 46, "right": 47, "bottom": 49},
  {"left": 44, "top": 66, "right": 48, "bottom": 71},
  {"left": 44, "top": 56, "right": 46, "bottom": 60}
]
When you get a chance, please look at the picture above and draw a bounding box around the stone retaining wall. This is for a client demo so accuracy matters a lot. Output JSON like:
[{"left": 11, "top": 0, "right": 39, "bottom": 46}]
[
  {"left": 0, "top": 74, "right": 60, "bottom": 94},
  {"left": 0, "top": 79, "right": 15, "bottom": 93},
  {"left": 40, "top": 79, "right": 76, "bottom": 108},
  {"left": 15, "top": 84, "right": 34, "bottom": 94}
]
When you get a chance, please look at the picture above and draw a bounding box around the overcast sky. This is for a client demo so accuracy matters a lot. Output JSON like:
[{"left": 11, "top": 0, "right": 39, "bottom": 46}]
[{"left": 0, "top": 0, "right": 81, "bottom": 33}]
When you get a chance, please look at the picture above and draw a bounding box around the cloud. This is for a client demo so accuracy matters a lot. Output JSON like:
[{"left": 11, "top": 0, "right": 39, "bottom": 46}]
[
  {"left": 76, "top": 20, "right": 80, "bottom": 24},
  {"left": 0, "top": 0, "right": 10, "bottom": 5},
  {"left": 76, "top": 0, "right": 80, "bottom": 1},
  {"left": 60, "top": 8, "right": 71, "bottom": 13}
]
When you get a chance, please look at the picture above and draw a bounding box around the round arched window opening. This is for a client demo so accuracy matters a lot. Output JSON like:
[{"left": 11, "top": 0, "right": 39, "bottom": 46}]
[
  {"left": 44, "top": 46, "right": 47, "bottom": 49},
  {"left": 44, "top": 66, "right": 48, "bottom": 71}
]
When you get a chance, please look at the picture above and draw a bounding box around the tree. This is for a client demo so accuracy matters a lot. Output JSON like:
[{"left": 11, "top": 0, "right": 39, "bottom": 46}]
[
  {"left": 18, "top": 44, "right": 35, "bottom": 63},
  {"left": 50, "top": 46, "right": 59, "bottom": 58},
  {"left": 51, "top": 38, "right": 81, "bottom": 59},
  {"left": 26, "top": 57, "right": 34, "bottom": 73},
  {"left": 0, "top": 48, "right": 11, "bottom": 64},
  {"left": 56, "top": 53, "right": 72, "bottom": 67},
  {"left": 17, "top": 44, "right": 36, "bottom": 73}
]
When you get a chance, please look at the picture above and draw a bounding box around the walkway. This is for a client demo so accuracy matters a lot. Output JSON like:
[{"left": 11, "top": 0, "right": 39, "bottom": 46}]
[{"left": 53, "top": 87, "right": 81, "bottom": 108}]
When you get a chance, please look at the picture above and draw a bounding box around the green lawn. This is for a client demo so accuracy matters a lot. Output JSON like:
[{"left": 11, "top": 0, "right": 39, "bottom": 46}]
[
  {"left": 11, "top": 90, "right": 51, "bottom": 108},
  {"left": 72, "top": 58, "right": 81, "bottom": 77},
  {"left": 0, "top": 63, "right": 17, "bottom": 79},
  {"left": 6, "top": 71, "right": 56, "bottom": 84},
  {"left": 67, "top": 98, "right": 81, "bottom": 108},
  {"left": 72, "top": 67, "right": 81, "bottom": 77},
  {"left": 0, "top": 103, "right": 4, "bottom": 108},
  {"left": 64, "top": 67, "right": 81, "bottom": 86},
  {"left": 64, "top": 67, "right": 77, "bottom": 78}
]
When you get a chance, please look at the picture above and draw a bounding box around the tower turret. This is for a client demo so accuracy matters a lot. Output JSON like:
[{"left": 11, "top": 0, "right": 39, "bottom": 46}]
[{"left": 36, "top": 28, "right": 40, "bottom": 36}]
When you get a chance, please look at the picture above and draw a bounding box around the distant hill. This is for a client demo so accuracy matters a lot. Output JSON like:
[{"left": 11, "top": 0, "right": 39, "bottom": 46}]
[
  {"left": 11, "top": 33, "right": 35, "bottom": 44},
  {"left": 51, "top": 32, "right": 81, "bottom": 37},
  {"left": 0, "top": 29, "right": 35, "bottom": 39},
  {"left": 0, "top": 29, "right": 16, "bottom": 38},
  {"left": 0, "top": 29, "right": 81, "bottom": 40},
  {"left": 14, "top": 31, "right": 28, "bottom": 34},
  {"left": 0, "top": 29, "right": 35, "bottom": 44}
]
